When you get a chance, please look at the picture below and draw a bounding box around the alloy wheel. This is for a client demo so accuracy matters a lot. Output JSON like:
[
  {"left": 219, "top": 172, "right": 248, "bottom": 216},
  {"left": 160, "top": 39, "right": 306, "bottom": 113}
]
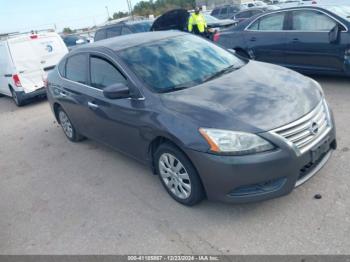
[
  {"left": 158, "top": 153, "right": 192, "bottom": 199},
  {"left": 58, "top": 110, "right": 73, "bottom": 139}
]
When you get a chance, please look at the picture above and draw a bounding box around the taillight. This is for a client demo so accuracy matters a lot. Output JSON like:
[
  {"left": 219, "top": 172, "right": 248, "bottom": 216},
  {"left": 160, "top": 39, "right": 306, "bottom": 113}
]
[
  {"left": 43, "top": 77, "right": 48, "bottom": 88},
  {"left": 30, "top": 35, "right": 38, "bottom": 39},
  {"left": 12, "top": 74, "right": 22, "bottom": 87},
  {"left": 213, "top": 32, "right": 220, "bottom": 42}
]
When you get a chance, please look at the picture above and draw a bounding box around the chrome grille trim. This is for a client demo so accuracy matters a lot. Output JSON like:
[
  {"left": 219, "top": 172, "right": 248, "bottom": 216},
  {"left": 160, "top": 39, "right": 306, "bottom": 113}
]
[{"left": 270, "top": 100, "right": 332, "bottom": 155}]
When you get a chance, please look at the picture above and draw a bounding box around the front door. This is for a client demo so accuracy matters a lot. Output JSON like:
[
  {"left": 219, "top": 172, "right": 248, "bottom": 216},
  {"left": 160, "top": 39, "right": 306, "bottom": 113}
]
[
  {"left": 244, "top": 11, "right": 288, "bottom": 66},
  {"left": 284, "top": 9, "right": 346, "bottom": 72},
  {"left": 80, "top": 54, "right": 149, "bottom": 160}
]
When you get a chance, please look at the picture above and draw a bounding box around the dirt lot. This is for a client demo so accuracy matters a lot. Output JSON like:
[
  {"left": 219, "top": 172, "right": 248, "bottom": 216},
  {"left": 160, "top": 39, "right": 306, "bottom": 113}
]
[{"left": 0, "top": 76, "right": 349, "bottom": 255}]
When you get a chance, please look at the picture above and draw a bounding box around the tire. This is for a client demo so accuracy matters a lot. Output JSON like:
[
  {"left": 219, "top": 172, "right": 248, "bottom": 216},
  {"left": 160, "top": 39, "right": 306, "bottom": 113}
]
[
  {"left": 57, "top": 107, "right": 85, "bottom": 142},
  {"left": 154, "top": 143, "right": 205, "bottom": 206},
  {"left": 10, "top": 89, "right": 24, "bottom": 106}
]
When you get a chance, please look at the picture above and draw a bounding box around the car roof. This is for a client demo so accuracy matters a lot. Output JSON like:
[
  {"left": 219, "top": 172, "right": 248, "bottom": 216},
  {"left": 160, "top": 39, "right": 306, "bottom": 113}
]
[{"left": 74, "top": 31, "right": 186, "bottom": 52}]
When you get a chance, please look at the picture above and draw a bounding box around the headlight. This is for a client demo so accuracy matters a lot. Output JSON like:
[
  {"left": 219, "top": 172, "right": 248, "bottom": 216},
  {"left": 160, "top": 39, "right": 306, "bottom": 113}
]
[{"left": 199, "top": 128, "right": 274, "bottom": 155}]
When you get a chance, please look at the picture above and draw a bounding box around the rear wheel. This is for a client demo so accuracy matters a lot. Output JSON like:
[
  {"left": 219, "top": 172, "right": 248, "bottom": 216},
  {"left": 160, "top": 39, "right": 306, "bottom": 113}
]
[
  {"left": 57, "top": 107, "right": 85, "bottom": 142},
  {"left": 154, "top": 143, "right": 205, "bottom": 206},
  {"left": 10, "top": 89, "right": 24, "bottom": 106}
]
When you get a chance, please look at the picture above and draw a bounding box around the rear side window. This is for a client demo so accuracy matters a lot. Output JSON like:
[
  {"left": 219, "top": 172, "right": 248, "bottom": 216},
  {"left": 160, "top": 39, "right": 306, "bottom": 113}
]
[
  {"left": 106, "top": 26, "right": 122, "bottom": 38},
  {"left": 291, "top": 10, "right": 337, "bottom": 31},
  {"left": 65, "top": 54, "right": 87, "bottom": 84},
  {"left": 90, "top": 57, "right": 126, "bottom": 89},
  {"left": 249, "top": 12, "right": 285, "bottom": 30},
  {"left": 94, "top": 30, "right": 106, "bottom": 41}
]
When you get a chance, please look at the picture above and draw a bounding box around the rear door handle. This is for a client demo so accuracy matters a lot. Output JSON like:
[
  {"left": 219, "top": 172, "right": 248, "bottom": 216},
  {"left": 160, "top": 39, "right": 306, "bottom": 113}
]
[
  {"left": 250, "top": 37, "right": 257, "bottom": 42},
  {"left": 292, "top": 38, "right": 299, "bottom": 42},
  {"left": 88, "top": 101, "right": 99, "bottom": 109}
]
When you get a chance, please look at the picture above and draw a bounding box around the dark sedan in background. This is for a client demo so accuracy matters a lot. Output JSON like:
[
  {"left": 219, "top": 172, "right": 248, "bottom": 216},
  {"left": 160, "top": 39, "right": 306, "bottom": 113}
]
[
  {"left": 216, "top": 6, "right": 350, "bottom": 76},
  {"left": 94, "top": 20, "right": 153, "bottom": 41},
  {"left": 47, "top": 31, "right": 336, "bottom": 206}
]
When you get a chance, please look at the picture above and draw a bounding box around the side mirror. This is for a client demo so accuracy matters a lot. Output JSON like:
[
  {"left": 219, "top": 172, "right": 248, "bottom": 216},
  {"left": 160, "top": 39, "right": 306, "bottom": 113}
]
[
  {"left": 329, "top": 24, "right": 340, "bottom": 44},
  {"left": 103, "top": 83, "right": 130, "bottom": 99}
]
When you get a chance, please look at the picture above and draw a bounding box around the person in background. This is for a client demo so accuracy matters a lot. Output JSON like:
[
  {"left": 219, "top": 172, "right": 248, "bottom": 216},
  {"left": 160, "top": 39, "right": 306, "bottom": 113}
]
[{"left": 188, "top": 7, "right": 207, "bottom": 37}]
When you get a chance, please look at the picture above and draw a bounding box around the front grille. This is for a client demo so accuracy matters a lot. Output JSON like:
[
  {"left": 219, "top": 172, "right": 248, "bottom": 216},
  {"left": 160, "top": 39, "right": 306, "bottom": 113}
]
[{"left": 272, "top": 100, "right": 331, "bottom": 154}]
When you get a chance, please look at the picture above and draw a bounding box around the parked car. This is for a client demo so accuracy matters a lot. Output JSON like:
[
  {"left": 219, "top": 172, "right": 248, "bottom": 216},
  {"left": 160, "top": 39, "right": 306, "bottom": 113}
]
[
  {"left": 62, "top": 35, "right": 89, "bottom": 50},
  {"left": 211, "top": 5, "right": 242, "bottom": 20},
  {"left": 276, "top": 0, "right": 317, "bottom": 8},
  {"left": 151, "top": 9, "right": 237, "bottom": 40},
  {"left": 47, "top": 31, "right": 336, "bottom": 206},
  {"left": 216, "top": 6, "right": 350, "bottom": 76},
  {"left": 94, "top": 20, "right": 153, "bottom": 41},
  {"left": 241, "top": 1, "right": 268, "bottom": 8},
  {"left": 0, "top": 31, "right": 68, "bottom": 106}
]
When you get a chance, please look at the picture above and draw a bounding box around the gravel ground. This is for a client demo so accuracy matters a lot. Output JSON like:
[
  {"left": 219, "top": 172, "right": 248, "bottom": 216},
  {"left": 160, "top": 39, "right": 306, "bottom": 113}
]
[{"left": 0, "top": 76, "right": 349, "bottom": 255}]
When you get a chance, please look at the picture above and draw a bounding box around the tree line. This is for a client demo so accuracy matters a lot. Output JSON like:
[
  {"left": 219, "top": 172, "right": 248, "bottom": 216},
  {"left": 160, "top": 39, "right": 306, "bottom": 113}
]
[{"left": 113, "top": 0, "right": 196, "bottom": 19}]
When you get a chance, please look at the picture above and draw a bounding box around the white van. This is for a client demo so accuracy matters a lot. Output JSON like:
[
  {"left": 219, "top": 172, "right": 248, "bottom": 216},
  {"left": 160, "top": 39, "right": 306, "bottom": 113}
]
[{"left": 0, "top": 31, "right": 68, "bottom": 106}]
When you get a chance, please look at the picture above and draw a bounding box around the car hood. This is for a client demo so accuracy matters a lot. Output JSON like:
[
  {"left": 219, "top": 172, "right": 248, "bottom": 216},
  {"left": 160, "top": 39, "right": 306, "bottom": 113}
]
[
  {"left": 208, "top": 19, "right": 237, "bottom": 28},
  {"left": 160, "top": 61, "right": 322, "bottom": 132}
]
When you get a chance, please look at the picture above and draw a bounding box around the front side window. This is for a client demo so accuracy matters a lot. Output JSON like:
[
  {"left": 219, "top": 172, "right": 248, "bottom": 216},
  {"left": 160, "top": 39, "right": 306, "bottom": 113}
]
[
  {"left": 249, "top": 12, "right": 285, "bottom": 30},
  {"left": 121, "top": 26, "right": 133, "bottom": 35},
  {"left": 211, "top": 9, "right": 219, "bottom": 16},
  {"left": 292, "top": 10, "right": 337, "bottom": 31},
  {"left": 65, "top": 54, "right": 87, "bottom": 84},
  {"left": 118, "top": 35, "right": 245, "bottom": 93},
  {"left": 90, "top": 57, "right": 126, "bottom": 89},
  {"left": 94, "top": 30, "right": 106, "bottom": 41}
]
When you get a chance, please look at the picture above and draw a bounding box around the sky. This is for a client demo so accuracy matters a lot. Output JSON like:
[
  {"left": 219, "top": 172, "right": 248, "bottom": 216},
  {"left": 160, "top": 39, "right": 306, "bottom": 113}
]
[{"left": 0, "top": 0, "right": 142, "bottom": 34}]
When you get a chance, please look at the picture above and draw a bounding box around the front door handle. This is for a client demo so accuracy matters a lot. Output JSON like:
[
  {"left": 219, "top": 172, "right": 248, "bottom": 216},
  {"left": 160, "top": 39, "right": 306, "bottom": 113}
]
[
  {"left": 250, "top": 37, "right": 257, "bottom": 42},
  {"left": 88, "top": 101, "right": 99, "bottom": 109},
  {"left": 292, "top": 38, "right": 299, "bottom": 42},
  {"left": 60, "top": 91, "right": 67, "bottom": 97}
]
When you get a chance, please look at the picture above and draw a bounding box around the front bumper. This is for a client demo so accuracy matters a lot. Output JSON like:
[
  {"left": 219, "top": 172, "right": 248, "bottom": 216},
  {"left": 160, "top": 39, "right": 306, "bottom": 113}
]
[{"left": 184, "top": 117, "right": 336, "bottom": 204}]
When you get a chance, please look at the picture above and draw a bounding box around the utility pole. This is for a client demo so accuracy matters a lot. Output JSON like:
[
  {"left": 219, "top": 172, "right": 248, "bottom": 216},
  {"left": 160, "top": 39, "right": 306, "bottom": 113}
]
[
  {"left": 105, "top": 6, "right": 110, "bottom": 20},
  {"left": 126, "top": 0, "right": 134, "bottom": 20}
]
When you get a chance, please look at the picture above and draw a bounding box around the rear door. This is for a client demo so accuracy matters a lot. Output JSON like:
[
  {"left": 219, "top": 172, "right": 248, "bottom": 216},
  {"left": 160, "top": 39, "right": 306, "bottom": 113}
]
[
  {"left": 284, "top": 9, "right": 345, "bottom": 72},
  {"left": 8, "top": 36, "right": 44, "bottom": 93},
  {"left": 244, "top": 11, "right": 288, "bottom": 65}
]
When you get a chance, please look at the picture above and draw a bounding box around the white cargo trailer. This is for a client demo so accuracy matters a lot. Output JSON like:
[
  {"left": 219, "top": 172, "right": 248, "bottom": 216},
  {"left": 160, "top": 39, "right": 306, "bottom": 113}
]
[{"left": 0, "top": 31, "right": 68, "bottom": 106}]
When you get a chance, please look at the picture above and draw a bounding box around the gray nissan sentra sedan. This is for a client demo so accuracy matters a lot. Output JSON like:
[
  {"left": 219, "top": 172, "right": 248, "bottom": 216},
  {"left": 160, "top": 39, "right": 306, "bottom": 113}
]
[{"left": 46, "top": 31, "right": 337, "bottom": 206}]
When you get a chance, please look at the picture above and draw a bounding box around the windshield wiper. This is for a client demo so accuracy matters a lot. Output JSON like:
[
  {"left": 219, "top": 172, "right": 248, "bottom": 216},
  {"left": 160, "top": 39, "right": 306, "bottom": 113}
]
[{"left": 203, "top": 65, "right": 237, "bottom": 83}]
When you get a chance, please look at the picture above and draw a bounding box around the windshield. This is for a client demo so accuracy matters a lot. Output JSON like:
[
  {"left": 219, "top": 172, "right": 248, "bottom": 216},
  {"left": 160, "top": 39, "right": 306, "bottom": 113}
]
[
  {"left": 129, "top": 21, "right": 153, "bottom": 33},
  {"left": 325, "top": 6, "right": 350, "bottom": 22},
  {"left": 118, "top": 35, "right": 245, "bottom": 93}
]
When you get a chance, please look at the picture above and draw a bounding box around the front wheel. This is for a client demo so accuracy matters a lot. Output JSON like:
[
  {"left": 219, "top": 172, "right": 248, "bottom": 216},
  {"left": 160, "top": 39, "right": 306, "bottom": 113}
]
[
  {"left": 154, "top": 143, "right": 205, "bottom": 206},
  {"left": 57, "top": 107, "right": 85, "bottom": 142}
]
